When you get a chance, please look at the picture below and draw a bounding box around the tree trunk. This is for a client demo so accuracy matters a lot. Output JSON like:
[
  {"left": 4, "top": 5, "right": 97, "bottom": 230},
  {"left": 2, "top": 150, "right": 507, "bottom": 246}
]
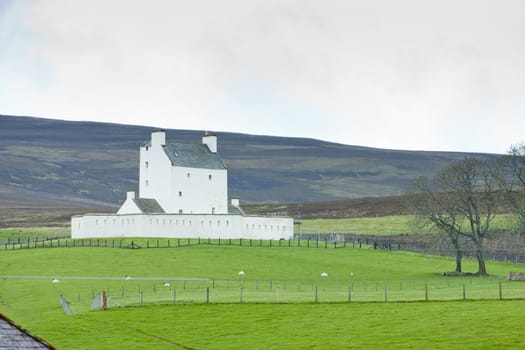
[
  {"left": 475, "top": 246, "right": 488, "bottom": 276},
  {"left": 450, "top": 235, "right": 463, "bottom": 273},
  {"left": 455, "top": 250, "right": 462, "bottom": 273}
]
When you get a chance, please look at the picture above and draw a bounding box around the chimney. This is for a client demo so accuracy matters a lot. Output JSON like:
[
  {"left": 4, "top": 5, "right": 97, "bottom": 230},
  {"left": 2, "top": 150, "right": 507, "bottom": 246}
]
[
  {"left": 151, "top": 129, "right": 166, "bottom": 147},
  {"left": 202, "top": 132, "right": 217, "bottom": 153},
  {"left": 231, "top": 197, "right": 240, "bottom": 208},
  {"left": 126, "top": 191, "right": 136, "bottom": 200}
]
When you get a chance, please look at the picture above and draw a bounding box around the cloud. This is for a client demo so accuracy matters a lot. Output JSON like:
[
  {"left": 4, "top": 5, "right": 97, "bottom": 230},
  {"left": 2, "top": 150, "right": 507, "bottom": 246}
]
[{"left": 1, "top": 0, "right": 525, "bottom": 153}]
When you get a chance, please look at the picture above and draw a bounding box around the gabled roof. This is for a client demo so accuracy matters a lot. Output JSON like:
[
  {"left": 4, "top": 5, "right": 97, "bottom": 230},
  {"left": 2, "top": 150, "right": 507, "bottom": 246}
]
[
  {"left": 228, "top": 204, "right": 246, "bottom": 216},
  {"left": 133, "top": 198, "right": 165, "bottom": 214},
  {"left": 0, "top": 312, "right": 55, "bottom": 349},
  {"left": 163, "top": 142, "right": 226, "bottom": 170}
]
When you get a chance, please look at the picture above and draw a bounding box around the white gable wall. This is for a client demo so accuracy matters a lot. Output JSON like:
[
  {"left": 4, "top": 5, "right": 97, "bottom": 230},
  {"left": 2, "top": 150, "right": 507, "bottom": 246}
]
[
  {"left": 139, "top": 138, "right": 171, "bottom": 209},
  {"left": 169, "top": 166, "right": 228, "bottom": 214},
  {"left": 117, "top": 191, "right": 142, "bottom": 214}
]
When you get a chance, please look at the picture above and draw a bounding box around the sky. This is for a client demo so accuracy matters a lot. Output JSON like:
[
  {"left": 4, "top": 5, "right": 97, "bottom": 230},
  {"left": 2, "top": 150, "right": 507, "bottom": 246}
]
[{"left": 1, "top": 0, "right": 524, "bottom": 154}]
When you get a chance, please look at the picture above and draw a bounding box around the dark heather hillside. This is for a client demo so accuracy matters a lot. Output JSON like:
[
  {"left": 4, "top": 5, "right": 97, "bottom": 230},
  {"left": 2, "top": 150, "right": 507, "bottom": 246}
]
[{"left": 0, "top": 115, "right": 500, "bottom": 210}]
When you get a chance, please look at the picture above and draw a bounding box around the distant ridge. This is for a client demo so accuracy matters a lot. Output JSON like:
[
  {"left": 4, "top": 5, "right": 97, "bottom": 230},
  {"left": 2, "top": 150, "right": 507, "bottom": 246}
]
[{"left": 0, "top": 114, "right": 500, "bottom": 209}]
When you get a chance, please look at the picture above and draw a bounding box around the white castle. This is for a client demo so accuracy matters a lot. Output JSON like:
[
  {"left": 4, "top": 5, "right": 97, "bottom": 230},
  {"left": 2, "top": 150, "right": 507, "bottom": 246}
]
[{"left": 71, "top": 130, "right": 294, "bottom": 239}]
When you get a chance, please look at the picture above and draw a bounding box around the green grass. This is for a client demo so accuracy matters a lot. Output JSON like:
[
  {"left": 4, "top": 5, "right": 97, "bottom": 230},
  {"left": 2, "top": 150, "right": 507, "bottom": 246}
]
[
  {"left": 298, "top": 214, "right": 518, "bottom": 235},
  {"left": 0, "top": 243, "right": 524, "bottom": 349},
  {"left": 0, "top": 227, "right": 70, "bottom": 241},
  {"left": 35, "top": 301, "right": 525, "bottom": 350},
  {"left": 297, "top": 215, "right": 416, "bottom": 235}
]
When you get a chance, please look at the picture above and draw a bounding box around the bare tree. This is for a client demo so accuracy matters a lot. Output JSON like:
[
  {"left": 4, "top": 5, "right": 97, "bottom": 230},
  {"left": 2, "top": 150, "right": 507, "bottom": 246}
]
[
  {"left": 409, "top": 176, "right": 464, "bottom": 273},
  {"left": 444, "top": 158, "right": 499, "bottom": 275},
  {"left": 409, "top": 157, "right": 500, "bottom": 275},
  {"left": 495, "top": 143, "right": 525, "bottom": 228}
]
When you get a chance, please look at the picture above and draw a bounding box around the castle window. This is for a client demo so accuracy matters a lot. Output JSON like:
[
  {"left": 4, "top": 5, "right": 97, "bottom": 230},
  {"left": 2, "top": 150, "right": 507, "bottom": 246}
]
[
  {"left": 187, "top": 173, "right": 191, "bottom": 178},
  {"left": 145, "top": 180, "right": 149, "bottom": 187},
  {"left": 145, "top": 161, "right": 149, "bottom": 168},
  {"left": 179, "top": 191, "right": 182, "bottom": 197},
  {"left": 179, "top": 209, "right": 183, "bottom": 214},
  {"left": 212, "top": 207, "right": 215, "bottom": 214},
  {"left": 209, "top": 174, "right": 212, "bottom": 180}
]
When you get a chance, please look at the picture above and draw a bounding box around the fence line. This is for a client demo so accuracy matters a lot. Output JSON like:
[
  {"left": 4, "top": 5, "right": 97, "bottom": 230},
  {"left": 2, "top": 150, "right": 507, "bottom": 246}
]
[
  {"left": 1, "top": 234, "right": 524, "bottom": 263},
  {"left": 60, "top": 277, "right": 525, "bottom": 312},
  {"left": 0, "top": 236, "right": 359, "bottom": 251}
]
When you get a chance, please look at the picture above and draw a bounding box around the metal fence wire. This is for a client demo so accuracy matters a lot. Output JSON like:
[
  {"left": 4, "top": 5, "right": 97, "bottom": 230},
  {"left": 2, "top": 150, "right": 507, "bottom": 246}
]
[
  {"left": 59, "top": 277, "right": 525, "bottom": 314},
  {"left": 2, "top": 235, "right": 524, "bottom": 263}
]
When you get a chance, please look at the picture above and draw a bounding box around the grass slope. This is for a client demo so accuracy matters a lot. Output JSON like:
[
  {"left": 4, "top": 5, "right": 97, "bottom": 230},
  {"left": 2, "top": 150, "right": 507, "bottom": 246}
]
[
  {"left": 44, "top": 301, "right": 525, "bottom": 350},
  {"left": 0, "top": 245, "right": 524, "bottom": 349}
]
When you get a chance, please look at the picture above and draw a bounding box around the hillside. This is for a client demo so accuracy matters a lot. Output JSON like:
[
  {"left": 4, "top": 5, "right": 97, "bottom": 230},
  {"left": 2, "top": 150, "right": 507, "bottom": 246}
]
[{"left": 0, "top": 115, "right": 500, "bottom": 212}]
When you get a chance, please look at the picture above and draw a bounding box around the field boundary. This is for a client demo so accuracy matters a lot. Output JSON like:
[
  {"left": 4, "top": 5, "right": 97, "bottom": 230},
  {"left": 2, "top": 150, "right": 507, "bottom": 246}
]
[
  {"left": 54, "top": 276, "right": 525, "bottom": 311},
  {"left": 2, "top": 235, "right": 524, "bottom": 264}
]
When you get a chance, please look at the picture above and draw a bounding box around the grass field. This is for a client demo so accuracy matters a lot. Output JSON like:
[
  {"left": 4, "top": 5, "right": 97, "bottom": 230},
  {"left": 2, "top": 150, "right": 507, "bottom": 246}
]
[
  {"left": 0, "top": 242, "right": 524, "bottom": 349},
  {"left": 297, "top": 216, "right": 417, "bottom": 235},
  {"left": 41, "top": 301, "right": 525, "bottom": 349},
  {"left": 297, "top": 215, "right": 517, "bottom": 235},
  {"left": 0, "top": 226, "right": 70, "bottom": 242}
]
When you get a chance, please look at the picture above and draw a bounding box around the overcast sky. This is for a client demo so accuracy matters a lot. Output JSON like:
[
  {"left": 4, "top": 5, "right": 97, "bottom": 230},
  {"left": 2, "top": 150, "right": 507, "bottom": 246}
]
[{"left": 1, "top": 0, "right": 524, "bottom": 153}]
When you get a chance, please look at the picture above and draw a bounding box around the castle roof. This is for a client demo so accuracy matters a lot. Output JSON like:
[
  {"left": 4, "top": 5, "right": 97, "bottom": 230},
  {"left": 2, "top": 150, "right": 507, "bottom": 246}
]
[
  {"left": 163, "top": 142, "right": 226, "bottom": 170},
  {"left": 133, "top": 198, "right": 165, "bottom": 214},
  {"left": 143, "top": 140, "right": 226, "bottom": 170}
]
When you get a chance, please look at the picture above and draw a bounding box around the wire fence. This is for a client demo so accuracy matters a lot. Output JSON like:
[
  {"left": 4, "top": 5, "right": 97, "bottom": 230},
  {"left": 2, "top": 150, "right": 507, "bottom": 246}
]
[
  {"left": 57, "top": 277, "right": 525, "bottom": 314},
  {"left": 0, "top": 236, "right": 364, "bottom": 251},
  {"left": 1, "top": 234, "right": 524, "bottom": 263}
]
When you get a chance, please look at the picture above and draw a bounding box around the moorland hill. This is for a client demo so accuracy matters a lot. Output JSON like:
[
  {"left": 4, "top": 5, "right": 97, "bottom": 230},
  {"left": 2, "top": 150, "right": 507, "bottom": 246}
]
[{"left": 0, "top": 115, "right": 499, "bottom": 212}]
